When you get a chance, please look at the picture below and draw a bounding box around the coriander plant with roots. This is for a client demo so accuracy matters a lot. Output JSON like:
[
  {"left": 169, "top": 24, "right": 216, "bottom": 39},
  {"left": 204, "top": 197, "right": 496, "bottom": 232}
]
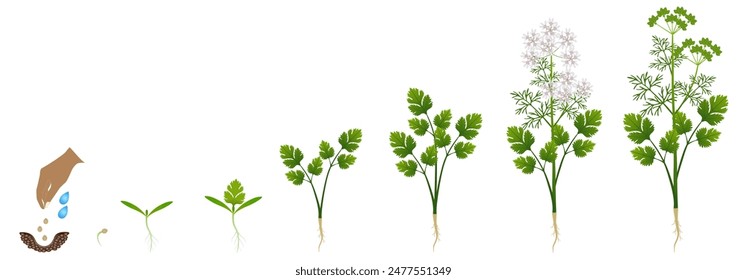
[
  {"left": 205, "top": 179, "right": 262, "bottom": 252},
  {"left": 121, "top": 200, "right": 173, "bottom": 252},
  {"left": 507, "top": 19, "right": 601, "bottom": 252},
  {"left": 280, "top": 129, "right": 362, "bottom": 251},
  {"left": 390, "top": 88, "right": 482, "bottom": 251},
  {"left": 623, "top": 7, "right": 726, "bottom": 251}
]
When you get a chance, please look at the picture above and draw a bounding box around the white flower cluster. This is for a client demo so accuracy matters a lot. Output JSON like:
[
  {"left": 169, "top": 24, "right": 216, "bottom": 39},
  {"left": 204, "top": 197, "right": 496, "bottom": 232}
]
[{"left": 521, "top": 19, "right": 592, "bottom": 102}]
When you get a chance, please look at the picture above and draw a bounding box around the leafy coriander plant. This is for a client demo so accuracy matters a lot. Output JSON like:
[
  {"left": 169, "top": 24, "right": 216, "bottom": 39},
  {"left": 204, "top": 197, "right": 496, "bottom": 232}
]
[
  {"left": 390, "top": 88, "right": 482, "bottom": 251},
  {"left": 280, "top": 129, "right": 362, "bottom": 251},
  {"left": 507, "top": 19, "right": 601, "bottom": 251},
  {"left": 623, "top": 7, "right": 726, "bottom": 251},
  {"left": 205, "top": 179, "right": 262, "bottom": 252}
]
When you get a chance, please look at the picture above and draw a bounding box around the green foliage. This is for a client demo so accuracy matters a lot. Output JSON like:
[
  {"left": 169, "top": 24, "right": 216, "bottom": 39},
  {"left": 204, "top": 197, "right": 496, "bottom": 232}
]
[
  {"left": 673, "top": 112, "right": 693, "bottom": 134},
  {"left": 631, "top": 146, "right": 657, "bottom": 166},
  {"left": 574, "top": 109, "right": 602, "bottom": 137},
  {"left": 121, "top": 200, "right": 173, "bottom": 252},
  {"left": 339, "top": 128, "right": 362, "bottom": 152},
  {"left": 280, "top": 145, "right": 304, "bottom": 168},
  {"left": 539, "top": 141, "right": 558, "bottom": 162},
  {"left": 390, "top": 88, "right": 481, "bottom": 218},
  {"left": 697, "top": 95, "right": 728, "bottom": 126},
  {"left": 308, "top": 157, "right": 324, "bottom": 176},
  {"left": 319, "top": 141, "right": 334, "bottom": 159},
  {"left": 572, "top": 139, "right": 595, "bottom": 158},
  {"left": 285, "top": 170, "right": 305, "bottom": 185},
  {"left": 507, "top": 126, "right": 535, "bottom": 154},
  {"left": 224, "top": 179, "right": 246, "bottom": 205},
  {"left": 552, "top": 125, "right": 570, "bottom": 145},
  {"left": 337, "top": 154, "right": 357, "bottom": 169},
  {"left": 659, "top": 129, "right": 680, "bottom": 153},
  {"left": 624, "top": 113, "right": 655, "bottom": 144},
  {"left": 695, "top": 127, "right": 720, "bottom": 148},
  {"left": 513, "top": 156, "right": 536, "bottom": 174}
]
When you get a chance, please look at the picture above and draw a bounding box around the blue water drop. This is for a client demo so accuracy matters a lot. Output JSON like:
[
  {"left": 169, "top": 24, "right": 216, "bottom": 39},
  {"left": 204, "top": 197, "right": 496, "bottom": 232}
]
[
  {"left": 59, "top": 192, "right": 69, "bottom": 205},
  {"left": 58, "top": 206, "right": 68, "bottom": 219}
]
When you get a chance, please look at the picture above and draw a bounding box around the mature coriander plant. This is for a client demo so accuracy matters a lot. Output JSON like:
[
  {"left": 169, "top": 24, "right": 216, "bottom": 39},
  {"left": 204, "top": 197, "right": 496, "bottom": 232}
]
[
  {"left": 390, "top": 88, "right": 482, "bottom": 251},
  {"left": 280, "top": 129, "right": 362, "bottom": 251},
  {"left": 507, "top": 19, "right": 601, "bottom": 251},
  {"left": 623, "top": 7, "right": 726, "bottom": 251}
]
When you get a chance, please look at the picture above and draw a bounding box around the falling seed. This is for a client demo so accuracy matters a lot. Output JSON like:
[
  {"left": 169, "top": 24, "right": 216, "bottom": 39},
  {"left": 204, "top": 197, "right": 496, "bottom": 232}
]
[
  {"left": 37, "top": 226, "right": 43, "bottom": 232},
  {"left": 42, "top": 235, "right": 48, "bottom": 241},
  {"left": 43, "top": 218, "right": 48, "bottom": 224}
]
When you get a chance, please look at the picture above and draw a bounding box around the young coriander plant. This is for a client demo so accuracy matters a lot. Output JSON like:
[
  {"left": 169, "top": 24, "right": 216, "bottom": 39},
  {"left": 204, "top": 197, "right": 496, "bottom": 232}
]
[
  {"left": 390, "top": 88, "right": 482, "bottom": 251},
  {"left": 280, "top": 129, "right": 362, "bottom": 252},
  {"left": 507, "top": 19, "right": 601, "bottom": 252},
  {"left": 121, "top": 200, "right": 173, "bottom": 252},
  {"left": 623, "top": 7, "right": 726, "bottom": 251},
  {"left": 205, "top": 179, "right": 262, "bottom": 252}
]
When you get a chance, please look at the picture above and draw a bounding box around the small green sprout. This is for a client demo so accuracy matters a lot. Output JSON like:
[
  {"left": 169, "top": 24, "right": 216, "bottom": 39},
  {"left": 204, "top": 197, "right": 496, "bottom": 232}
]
[
  {"left": 121, "top": 200, "right": 173, "bottom": 252},
  {"left": 205, "top": 179, "right": 262, "bottom": 252}
]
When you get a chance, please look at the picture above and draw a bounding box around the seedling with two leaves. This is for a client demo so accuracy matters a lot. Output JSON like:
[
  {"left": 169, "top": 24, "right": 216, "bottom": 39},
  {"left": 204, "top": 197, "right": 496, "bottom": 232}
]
[{"left": 121, "top": 200, "right": 173, "bottom": 252}]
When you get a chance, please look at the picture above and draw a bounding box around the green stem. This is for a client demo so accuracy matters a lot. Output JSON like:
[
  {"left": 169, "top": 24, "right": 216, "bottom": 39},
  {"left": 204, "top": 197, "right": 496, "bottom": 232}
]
[
  {"left": 299, "top": 166, "right": 323, "bottom": 219},
  {"left": 319, "top": 149, "right": 343, "bottom": 217},
  {"left": 670, "top": 32, "right": 679, "bottom": 209},
  {"left": 549, "top": 55, "right": 557, "bottom": 214}
]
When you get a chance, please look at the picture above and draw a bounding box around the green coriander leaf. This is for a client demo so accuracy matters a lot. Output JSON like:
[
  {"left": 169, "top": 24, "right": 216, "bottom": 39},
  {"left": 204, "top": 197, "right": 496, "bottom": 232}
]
[
  {"left": 454, "top": 142, "right": 476, "bottom": 159},
  {"left": 697, "top": 95, "right": 728, "bottom": 126},
  {"left": 421, "top": 145, "right": 438, "bottom": 166},
  {"left": 390, "top": 131, "right": 417, "bottom": 158},
  {"left": 507, "top": 126, "right": 535, "bottom": 154},
  {"left": 396, "top": 160, "right": 418, "bottom": 177},
  {"left": 224, "top": 179, "right": 246, "bottom": 205},
  {"left": 319, "top": 140, "right": 335, "bottom": 159},
  {"left": 280, "top": 145, "right": 304, "bottom": 168},
  {"left": 456, "top": 113, "right": 482, "bottom": 140},
  {"left": 673, "top": 112, "right": 693, "bottom": 134},
  {"left": 572, "top": 139, "right": 595, "bottom": 158},
  {"left": 121, "top": 200, "right": 145, "bottom": 216},
  {"left": 539, "top": 141, "right": 558, "bottom": 162},
  {"left": 337, "top": 154, "right": 357, "bottom": 169},
  {"left": 574, "top": 109, "right": 602, "bottom": 137},
  {"left": 407, "top": 88, "right": 433, "bottom": 116},
  {"left": 434, "top": 109, "right": 452, "bottom": 129},
  {"left": 338, "top": 128, "right": 362, "bottom": 152},
  {"left": 513, "top": 156, "right": 536, "bottom": 174},
  {"left": 408, "top": 118, "right": 429, "bottom": 136},
  {"left": 552, "top": 124, "right": 570, "bottom": 145},
  {"left": 623, "top": 113, "right": 655, "bottom": 144},
  {"left": 695, "top": 127, "right": 720, "bottom": 148},
  {"left": 205, "top": 196, "right": 231, "bottom": 212},
  {"left": 307, "top": 157, "right": 323, "bottom": 176},
  {"left": 236, "top": 196, "right": 262, "bottom": 212},
  {"left": 149, "top": 201, "right": 172, "bottom": 216},
  {"left": 285, "top": 170, "right": 305, "bottom": 185},
  {"left": 659, "top": 129, "right": 680, "bottom": 153},
  {"left": 434, "top": 128, "right": 452, "bottom": 148},
  {"left": 631, "top": 146, "right": 656, "bottom": 166}
]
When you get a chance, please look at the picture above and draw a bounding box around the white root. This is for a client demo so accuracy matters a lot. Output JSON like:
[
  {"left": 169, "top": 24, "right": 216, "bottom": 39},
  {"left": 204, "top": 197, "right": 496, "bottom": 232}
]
[
  {"left": 673, "top": 208, "right": 682, "bottom": 252},
  {"left": 317, "top": 218, "right": 325, "bottom": 252},
  {"left": 432, "top": 214, "right": 440, "bottom": 251},
  {"left": 551, "top": 212, "right": 560, "bottom": 252}
]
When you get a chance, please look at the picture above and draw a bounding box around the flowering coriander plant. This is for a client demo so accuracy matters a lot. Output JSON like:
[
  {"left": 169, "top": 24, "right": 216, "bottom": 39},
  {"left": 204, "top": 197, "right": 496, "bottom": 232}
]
[
  {"left": 507, "top": 19, "right": 602, "bottom": 252},
  {"left": 623, "top": 7, "right": 727, "bottom": 251}
]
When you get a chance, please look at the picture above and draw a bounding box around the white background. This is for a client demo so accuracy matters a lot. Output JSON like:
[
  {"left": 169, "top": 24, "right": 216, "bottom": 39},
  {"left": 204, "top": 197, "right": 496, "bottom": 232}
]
[{"left": 1, "top": 0, "right": 744, "bottom": 279}]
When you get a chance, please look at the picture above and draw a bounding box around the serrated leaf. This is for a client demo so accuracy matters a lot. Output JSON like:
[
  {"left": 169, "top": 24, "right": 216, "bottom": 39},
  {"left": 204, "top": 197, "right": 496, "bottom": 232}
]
[
  {"left": 236, "top": 196, "right": 262, "bottom": 212},
  {"left": 205, "top": 196, "right": 231, "bottom": 212},
  {"left": 552, "top": 125, "right": 570, "bottom": 145},
  {"left": 659, "top": 129, "right": 680, "bottom": 153},
  {"left": 224, "top": 179, "right": 245, "bottom": 205},
  {"left": 572, "top": 139, "right": 595, "bottom": 158},
  {"left": 513, "top": 156, "right": 536, "bottom": 174},
  {"left": 456, "top": 113, "right": 482, "bottom": 140},
  {"left": 149, "top": 201, "right": 172, "bottom": 216},
  {"left": 574, "top": 109, "right": 602, "bottom": 137},
  {"left": 697, "top": 95, "right": 728, "bottom": 126},
  {"left": 696, "top": 127, "right": 720, "bottom": 148},
  {"left": 319, "top": 140, "right": 335, "bottom": 159},
  {"left": 454, "top": 142, "right": 476, "bottom": 159},
  {"left": 280, "top": 145, "right": 304, "bottom": 168},
  {"left": 307, "top": 157, "right": 323, "bottom": 176},
  {"left": 434, "top": 109, "right": 452, "bottom": 129},
  {"left": 337, "top": 154, "right": 356, "bottom": 169},
  {"left": 434, "top": 128, "right": 452, "bottom": 148},
  {"left": 338, "top": 128, "right": 362, "bottom": 152},
  {"left": 407, "top": 88, "right": 433, "bottom": 116},
  {"left": 623, "top": 113, "right": 655, "bottom": 144},
  {"left": 420, "top": 145, "right": 438, "bottom": 166},
  {"left": 390, "top": 131, "right": 417, "bottom": 158},
  {"left": 285, "top": 170, "right": 305, "bottom": 185},
  {"left": 396, "top": 160, "right": 418, "bottom": 177},
  {"left": 507, "top": 126, "right": 535, "bottom": 154},
  {"left": 673, "top": 112, "right": 693, "bottom": 134},
  {"left": 121, "top": 200, "right": 145, "bottom": 216},
  {"left": 631, "top": 146, "right": 656, "bottom": 166},
  {"left": 408, "top": 118, "right": 429, "bottom": 136},
  {"left": 539, "top": 141, "right": 557, "bottom": 162}
]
